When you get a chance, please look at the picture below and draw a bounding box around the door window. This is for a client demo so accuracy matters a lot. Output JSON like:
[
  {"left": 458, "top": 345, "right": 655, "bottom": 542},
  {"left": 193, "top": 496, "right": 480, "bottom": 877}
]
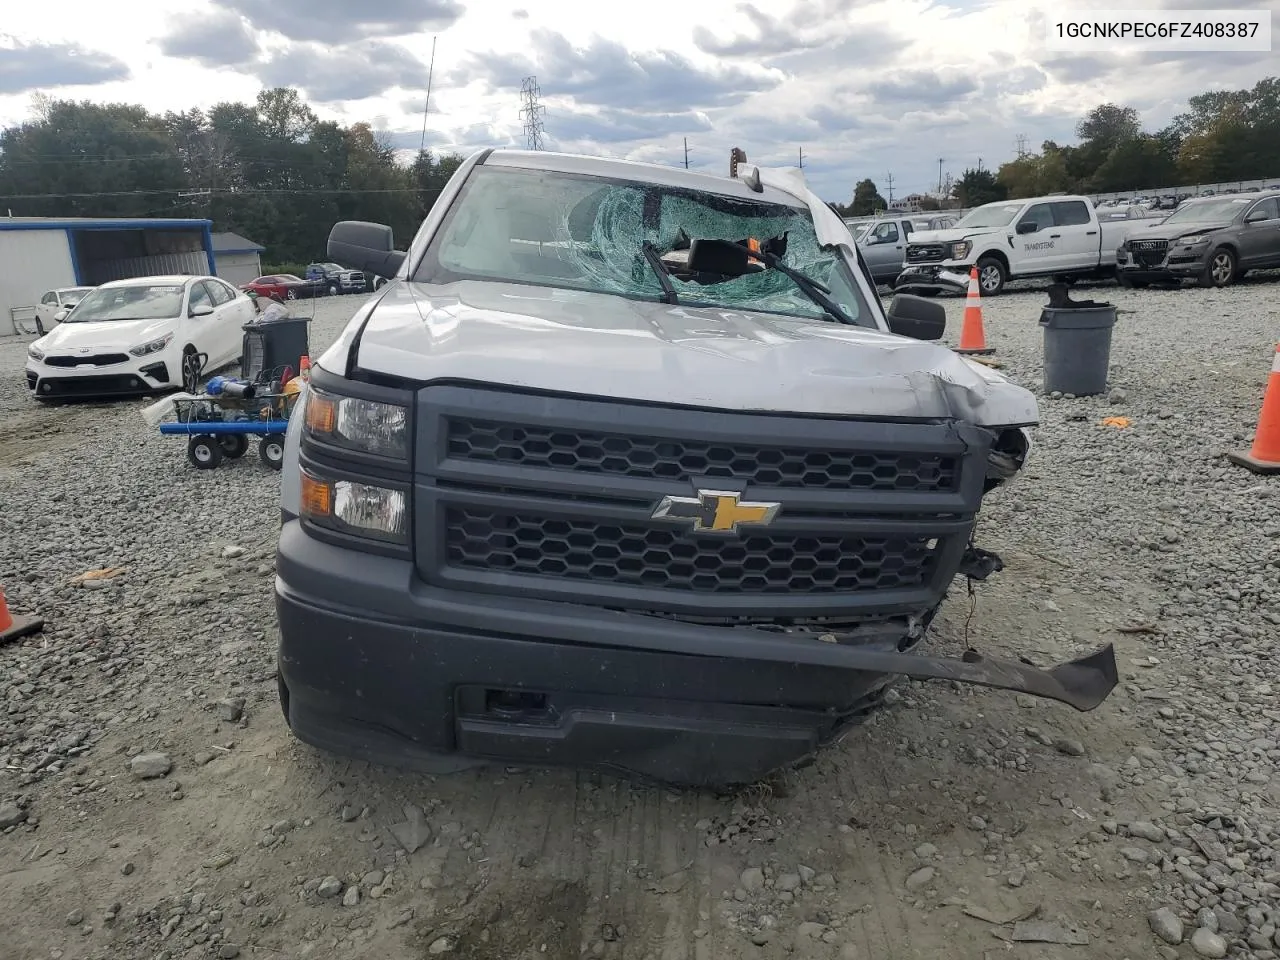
[
  {"left": 1018, "top": 203, "right": 1055, "bottom": 231},
  {"left": 41, "top": 292, "right": 56, "bottom": 305},
  {"left": 188, "top": 281, "right": 213, "bottom": 314},
  {"left": 206, "top": 280, "right": 234, "bottom": 305},
  {"left": 1246, "top": 198, "right": 1280, "bottom": 221},
  {"left": 1052, "top": 201, "right": 1092, "bottom": 226},
  {"left": 872, "top": 222, "right": 899, "bottom": 243}
]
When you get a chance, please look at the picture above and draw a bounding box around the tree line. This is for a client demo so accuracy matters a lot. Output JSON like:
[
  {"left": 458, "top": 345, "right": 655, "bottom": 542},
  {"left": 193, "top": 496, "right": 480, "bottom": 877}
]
[
  {"left": 840, "top": 76, "right": 1280, "bottom": 215},
  {"left": 0, "top": 88, "right": 465, "bottom": 268}
]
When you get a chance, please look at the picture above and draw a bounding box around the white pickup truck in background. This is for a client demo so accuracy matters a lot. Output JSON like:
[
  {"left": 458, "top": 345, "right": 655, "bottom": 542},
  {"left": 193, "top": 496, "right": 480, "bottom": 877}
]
[{"left": 894, "top": 196, "right": 1158, "bottom": 296}]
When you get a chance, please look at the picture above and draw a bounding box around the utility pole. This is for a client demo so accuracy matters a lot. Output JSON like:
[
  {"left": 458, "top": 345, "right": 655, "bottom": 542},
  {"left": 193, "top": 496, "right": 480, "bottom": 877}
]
[
  {"left": 418, "top": 36, "right": 438, "bottom": 153},
  {"left": 885, "top": 172, "right": 895, "bottom": 204},
  {"left": 799, "top": 146, "right": 804, "bottom": 169},
  {"left": 978, "top": 157, "right": 983, "bottom": 171},
  {"left": 519, "top": 76, "right": 546, "bottom": 150},
  {"left": 937, "top": 158, "right": 944, "bottom": 195},
  {"left": 683, "top": 138, "right": 689, "bottom": 169}
]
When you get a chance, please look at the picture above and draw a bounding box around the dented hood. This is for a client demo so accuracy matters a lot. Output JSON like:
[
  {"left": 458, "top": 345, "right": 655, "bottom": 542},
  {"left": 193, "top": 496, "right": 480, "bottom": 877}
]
[{"left": 340, "top": 280, "right": 1039, "bottom": 427}]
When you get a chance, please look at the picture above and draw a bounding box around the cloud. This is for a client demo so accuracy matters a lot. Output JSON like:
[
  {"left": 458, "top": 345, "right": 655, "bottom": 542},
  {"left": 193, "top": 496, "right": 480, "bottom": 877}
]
[
  {"left": 547, "top": 107, "right": 715, "bottom": 146},
  {"left": 452, "top": 29, "right": 783, "bottom": 112},
  {"left": 512, "top": 8, "right": 529, "bottom": 18},
  {"left": 156, "top": 11, "right": 259, "bottom": 68},
  {"left": 865, "top": 68, "right": 980, "bottom": 105},
  {"left": 209, "top": 0, "right": 463, "bottom": 42},
  {"left": 253, "top": 40, "right": 429, "bottom": 102},
  {"left": 0, "top": 35, "right": 130, "bottom": 95}
]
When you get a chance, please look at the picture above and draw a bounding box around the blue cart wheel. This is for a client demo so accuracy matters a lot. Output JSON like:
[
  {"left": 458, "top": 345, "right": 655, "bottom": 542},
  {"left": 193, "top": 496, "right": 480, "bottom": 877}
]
[{"left": 187, "top": 435, "right": 223, "bottom": 470}]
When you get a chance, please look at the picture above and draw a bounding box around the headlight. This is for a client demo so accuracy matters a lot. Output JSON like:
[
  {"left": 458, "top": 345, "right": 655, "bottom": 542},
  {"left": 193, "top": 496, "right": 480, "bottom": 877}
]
[
  {"left": 950, "top": 241, "right": 971, "bottom": 260},
  {"left": 28, "top": 345, "right": 45, "bottom": 362},
  {"left": 304, "top": 388, "right": 408, "bottom": 459},
  {"left": 1179, "top": 234, "right": 1211, "bottom": 244},
  {"left": 300, "top": 468, "right": 407, "bottom": 543},
  {"left": 129, "top": 333, "right": 173, "bottom": 357}
]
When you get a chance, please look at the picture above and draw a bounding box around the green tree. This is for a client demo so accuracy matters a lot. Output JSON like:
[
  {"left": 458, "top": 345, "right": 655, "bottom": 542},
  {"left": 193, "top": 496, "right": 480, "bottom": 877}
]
[
  {"left": 849, "top": 178, "right": 886, "bottom": 216},
  {"left": 954, "top": 168, "right": 1005, "bottom": 206}
]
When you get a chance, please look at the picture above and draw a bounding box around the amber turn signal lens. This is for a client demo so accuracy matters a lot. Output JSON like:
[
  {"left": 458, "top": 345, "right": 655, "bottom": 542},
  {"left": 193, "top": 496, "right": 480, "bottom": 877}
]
[
  {"left": 305, "top": 394, "right": 337, "bottom": 434},
  {"left": 300, "top": 472, "right": 332, "bottom": 518}
]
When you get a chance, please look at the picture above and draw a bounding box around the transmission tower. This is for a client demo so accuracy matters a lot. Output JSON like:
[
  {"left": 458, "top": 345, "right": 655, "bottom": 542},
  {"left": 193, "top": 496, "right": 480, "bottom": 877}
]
[
  {"left": 885, "top": 172, "right": 895, "bottom": 203},
  {"left": 519, "top": 76, "right": 546, "bottom": 151},
  {"left": 1015, "top": 134, "right": 1028, "bottom": 158}
]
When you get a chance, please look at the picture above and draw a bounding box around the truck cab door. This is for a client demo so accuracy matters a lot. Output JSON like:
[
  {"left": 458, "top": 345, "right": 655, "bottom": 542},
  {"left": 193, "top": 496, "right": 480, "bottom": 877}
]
[
  {"left": 1012, "top": 202, "right": 1061, "bottom": 274},
  {"left": 862, "top": 221, "right": 903, "bottom": 281},
  {"left": 1238, "top": 198, "right": 1280, "bottom": 267},
  {"left": 1049, "top": 200, "right": 1098, "bottom": 269}
]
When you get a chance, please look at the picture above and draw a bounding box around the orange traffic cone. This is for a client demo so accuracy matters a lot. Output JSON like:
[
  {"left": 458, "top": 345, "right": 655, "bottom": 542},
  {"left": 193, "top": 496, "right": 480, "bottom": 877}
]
[
  {"left": 0, "top": 586, "right": 44, "bottom": 646},
  {"left": 956, "top": 266, "right": 994, "bottom": 356},
  {"left": 1226, "top": 343, "right": 1280, "bottom": 474}
]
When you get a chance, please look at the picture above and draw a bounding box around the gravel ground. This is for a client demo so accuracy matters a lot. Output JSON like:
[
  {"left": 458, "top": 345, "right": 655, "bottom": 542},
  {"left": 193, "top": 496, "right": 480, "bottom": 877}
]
[{"left": 0, "top": 276, "right": 1278, "bottom": 960}]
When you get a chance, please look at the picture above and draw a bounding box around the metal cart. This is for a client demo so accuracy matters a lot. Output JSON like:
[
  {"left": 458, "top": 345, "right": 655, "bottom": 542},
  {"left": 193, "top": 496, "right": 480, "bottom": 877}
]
[{"left": 159, "top": 389, "right": 297, "bottom": 470}]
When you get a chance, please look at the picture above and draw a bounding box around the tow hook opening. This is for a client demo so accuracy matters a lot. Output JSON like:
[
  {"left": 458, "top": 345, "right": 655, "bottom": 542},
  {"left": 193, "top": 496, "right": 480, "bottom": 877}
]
[
  {"left": 985, "top": 427, "right": 1030, "bottom": 493},
  {"left": 484, "top": 689, "right": 552, "bottom": 721}
]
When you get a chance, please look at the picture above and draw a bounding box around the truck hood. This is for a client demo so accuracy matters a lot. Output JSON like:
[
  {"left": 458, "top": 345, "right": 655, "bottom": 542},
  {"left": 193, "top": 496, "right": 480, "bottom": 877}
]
[
  {"left": 334, "top": 280, "right": 1039, "bottom": 426},
  {"left": 906, "top": 228, "right": 993, "bottom": 245}
]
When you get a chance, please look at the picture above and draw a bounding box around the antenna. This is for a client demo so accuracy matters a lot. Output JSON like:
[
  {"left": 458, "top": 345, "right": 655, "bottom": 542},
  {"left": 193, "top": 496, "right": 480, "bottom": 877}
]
[
  {"left": 419, "top": 36, "right": 438, "bottom": 153},
  {"left": 519, "top": 76, "right": 546, "bottom": 151}
]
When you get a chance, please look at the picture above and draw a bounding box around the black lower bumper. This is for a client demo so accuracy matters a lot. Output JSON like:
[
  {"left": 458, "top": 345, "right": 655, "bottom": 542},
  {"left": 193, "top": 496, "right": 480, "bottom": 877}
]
[
  {"left": 29, "top": 372, "right": 164, "bottom": 400},
  {"left": 275, "top": 522, "right": 1118, "bottom": 785},
  {"left": 1116, "top": 264, "right": 1202, "bottom": 283}
]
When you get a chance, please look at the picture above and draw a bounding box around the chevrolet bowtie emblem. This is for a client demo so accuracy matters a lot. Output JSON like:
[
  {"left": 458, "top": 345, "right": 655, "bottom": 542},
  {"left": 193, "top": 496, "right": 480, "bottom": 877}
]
[{"left": 650, "top": 489, "right": 781, "bottom": 534}]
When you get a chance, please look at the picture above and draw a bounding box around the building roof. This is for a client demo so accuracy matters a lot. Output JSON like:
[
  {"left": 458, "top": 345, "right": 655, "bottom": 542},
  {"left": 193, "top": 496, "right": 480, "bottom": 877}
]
[
  {"left": 0, "top": 216, "right": 212, "bottom": 231},
  {"left": 212, "top": 231, "right": 265, "bottom": 254}
]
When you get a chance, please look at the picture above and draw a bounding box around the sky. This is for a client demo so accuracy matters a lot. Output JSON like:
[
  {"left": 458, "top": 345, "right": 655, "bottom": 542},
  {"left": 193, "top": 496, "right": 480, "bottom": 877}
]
[{"left": 0, "top": 0, "right": 1276, "bottom": 203}]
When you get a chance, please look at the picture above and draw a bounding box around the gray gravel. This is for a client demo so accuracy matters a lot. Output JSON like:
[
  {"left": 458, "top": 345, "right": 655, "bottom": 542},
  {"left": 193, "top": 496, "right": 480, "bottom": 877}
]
[{"left": 1, "top": 275, "right": 1278, "bottom": 957}]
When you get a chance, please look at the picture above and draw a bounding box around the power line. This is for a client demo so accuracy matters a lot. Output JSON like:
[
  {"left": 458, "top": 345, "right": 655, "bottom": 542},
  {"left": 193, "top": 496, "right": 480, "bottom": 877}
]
[
  {"left": 418, "top": 36, "right": 439, "bottom": 154},
  {"left": 518, "top": 76, "right": 546, "bottom": 151}
]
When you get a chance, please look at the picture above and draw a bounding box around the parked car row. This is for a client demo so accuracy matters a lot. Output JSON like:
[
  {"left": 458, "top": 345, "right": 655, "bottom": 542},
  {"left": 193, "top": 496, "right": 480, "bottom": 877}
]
[
  {"left": 881, "top": 190, "right": 1280, "bottom": 295},
  {"left": 239, "top": 263, "right": 389, "bottom": 301},
  {"left": 849, "top": 214, "right": 961, "bottom": 286}
]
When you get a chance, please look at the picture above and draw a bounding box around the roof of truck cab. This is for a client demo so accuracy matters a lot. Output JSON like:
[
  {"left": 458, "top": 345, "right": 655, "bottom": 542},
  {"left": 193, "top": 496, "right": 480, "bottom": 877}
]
[{"left": 481, "top": 149, "right": 806, "bottom": 206}]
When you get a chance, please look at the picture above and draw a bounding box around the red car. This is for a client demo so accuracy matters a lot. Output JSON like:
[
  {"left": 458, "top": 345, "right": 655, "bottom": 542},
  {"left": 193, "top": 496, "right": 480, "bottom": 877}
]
[{"left": 240, "top": 274, "right": 324, "bottom": 301}]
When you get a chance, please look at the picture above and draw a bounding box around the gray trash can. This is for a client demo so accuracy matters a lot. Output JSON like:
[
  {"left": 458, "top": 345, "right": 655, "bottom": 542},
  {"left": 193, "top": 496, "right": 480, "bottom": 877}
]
[{"left": 1040, "top": 305, "right": 1117, "bottom": 396}]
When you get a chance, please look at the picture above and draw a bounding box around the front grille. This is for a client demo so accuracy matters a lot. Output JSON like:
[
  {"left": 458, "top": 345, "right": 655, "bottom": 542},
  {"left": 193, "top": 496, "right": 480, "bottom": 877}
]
[
  {"left": 905, "top": 244, "right": 945, "bottom": 263},
  {"left": 445, "top": 507, "right": 938, "bottom": 595},
  {"left": 1130, "top": 240, "right": 1168, "bottom": 252},
  {"left": 445, "top": 418, "right": 960, "bottom": 493},
  {"left": 44, "top": 353, "right": 130, "bottom": 368}
]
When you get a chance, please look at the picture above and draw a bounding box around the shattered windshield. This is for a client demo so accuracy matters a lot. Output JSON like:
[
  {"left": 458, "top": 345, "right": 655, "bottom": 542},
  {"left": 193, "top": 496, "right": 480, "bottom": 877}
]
[
  {"left": 416, "top": 166, "right": 873, "bottom": 326},
  {"left": 954, "top": 203, "right": 1024, "bottom": 228}
]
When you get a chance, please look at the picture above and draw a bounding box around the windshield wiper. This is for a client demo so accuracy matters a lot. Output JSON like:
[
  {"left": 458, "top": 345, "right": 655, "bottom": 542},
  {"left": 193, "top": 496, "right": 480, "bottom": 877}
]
[
  {"left": 751, "top": 248, "right": 856, "bottom": 326},
  {"left": 641, "top": 241, "right": 679, "bottom": 305}
]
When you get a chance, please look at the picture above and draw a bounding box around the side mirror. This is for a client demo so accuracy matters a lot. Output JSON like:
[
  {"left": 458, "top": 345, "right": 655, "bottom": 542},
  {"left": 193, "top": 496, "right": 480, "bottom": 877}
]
[
  {"left": 53, "top": 309, "right": 68, "bottom": 322},
  {"left": 686, "top": 238, "right": 752, "bottom": 276},
  {"left": 886, "top": 294, "right": 946, "bottom": 341},
  {"left": 190, "top": 303, "right": 215, "bottom": 318},
  {"left": 1015, "top": 221, "right": 1039, "bottom": 235},
  {"left": 329, "top": 221, "right": 406, "bottom": 279}
]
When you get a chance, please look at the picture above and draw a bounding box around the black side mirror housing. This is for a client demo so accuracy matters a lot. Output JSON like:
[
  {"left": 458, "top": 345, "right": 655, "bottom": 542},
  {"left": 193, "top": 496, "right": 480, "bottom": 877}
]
[
  {"left": 328, "top": 221, "right": 406, "bottom": 279},
  {"left": 886, "top": 294, "right": 946, "bottom": 340},
  {"left": 1015, "top": 221, "right": 1038, "bottom": 235}
]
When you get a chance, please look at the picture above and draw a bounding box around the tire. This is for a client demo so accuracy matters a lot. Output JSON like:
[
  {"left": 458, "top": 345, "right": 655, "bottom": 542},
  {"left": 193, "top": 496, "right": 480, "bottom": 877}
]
[
  {"left": 976, "top": 257, "right": 1006, "bottom": 296},
  {"left": 180, "top": 347, "right": 203, "bottom": 394},
  {"left": 1198, "top": 247, "right": 1237, "bottom": 287},
  {"left": 218, "top": 434, "right": 249, "bottom": 459},
  {"left": 259, "top": 433, "right": 285, "bottom": 470},
  {"left": 187, "top": 435, "right": 223, "bottom": 470},
  {"left": 327, "top": 283, "right": 339, "bottom": 296}
]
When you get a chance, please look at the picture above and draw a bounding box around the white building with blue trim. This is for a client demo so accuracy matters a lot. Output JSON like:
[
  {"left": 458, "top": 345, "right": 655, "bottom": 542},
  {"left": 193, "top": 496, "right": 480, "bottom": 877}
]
[{"left": 0, "top": 216, "right": 217, "bottom": 335}]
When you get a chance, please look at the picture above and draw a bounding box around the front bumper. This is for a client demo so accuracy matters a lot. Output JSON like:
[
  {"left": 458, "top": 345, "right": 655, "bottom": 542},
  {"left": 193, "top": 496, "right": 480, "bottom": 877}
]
[
  {"left": 26, "top": 359, "right": 171, "bottom": 399},
  {"left": 1116, "top": 245, "right": 1210, "bottom": 281},
  {"left": 275, "top": 520, "right": 1118, "bottom": 785},
  {"left": 895, "top": 264, "right": 972, "bottom": 294}
]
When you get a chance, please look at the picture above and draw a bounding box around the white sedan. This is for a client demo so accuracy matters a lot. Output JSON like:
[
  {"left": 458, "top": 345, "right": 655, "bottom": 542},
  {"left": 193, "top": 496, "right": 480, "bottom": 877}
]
[
  {"left": 34, "top": 285, "right": 95, "bottom": 335},
  {"left": 25, "top": 275, "right": 255, "bottom": 401}
]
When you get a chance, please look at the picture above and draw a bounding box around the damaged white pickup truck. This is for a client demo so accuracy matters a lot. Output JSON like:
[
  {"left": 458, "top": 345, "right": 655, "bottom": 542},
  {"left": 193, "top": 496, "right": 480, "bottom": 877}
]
[{"left": 273, "top": 148, "right": 1118, "bottom": 786}]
